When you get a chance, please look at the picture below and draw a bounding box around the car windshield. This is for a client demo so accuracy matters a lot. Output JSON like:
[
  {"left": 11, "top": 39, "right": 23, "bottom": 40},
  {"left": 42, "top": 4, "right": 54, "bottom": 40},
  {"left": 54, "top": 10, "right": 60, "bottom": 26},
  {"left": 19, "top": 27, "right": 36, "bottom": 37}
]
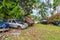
[{"left": 12, "top": 20, "right": 16, "bottom": 23}]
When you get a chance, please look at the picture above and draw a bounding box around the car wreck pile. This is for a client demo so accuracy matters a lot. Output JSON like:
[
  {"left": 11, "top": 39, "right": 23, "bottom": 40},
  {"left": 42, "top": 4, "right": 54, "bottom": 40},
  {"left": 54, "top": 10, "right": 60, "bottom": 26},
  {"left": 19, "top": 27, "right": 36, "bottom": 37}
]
[
  {"left": 41, "top": 14, "right": 60, "bottom": 26},
  {"left": 0, "top": 15, "right": 34, "bottom": 32}
]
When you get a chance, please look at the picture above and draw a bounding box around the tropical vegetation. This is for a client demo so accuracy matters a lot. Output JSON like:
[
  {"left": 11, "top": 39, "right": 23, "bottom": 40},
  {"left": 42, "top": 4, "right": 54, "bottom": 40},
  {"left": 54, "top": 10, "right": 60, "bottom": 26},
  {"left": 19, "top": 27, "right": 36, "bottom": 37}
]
[{"left": 0, "top": 0, "right": 60, "bottom": 22}]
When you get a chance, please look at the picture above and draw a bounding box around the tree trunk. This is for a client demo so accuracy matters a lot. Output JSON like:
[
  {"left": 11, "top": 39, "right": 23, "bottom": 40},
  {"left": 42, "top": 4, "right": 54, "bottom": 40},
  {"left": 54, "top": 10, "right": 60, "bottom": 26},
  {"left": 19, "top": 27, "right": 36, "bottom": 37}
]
[{"left": 3, "top": 15, "right": 8, "bottom": 22}]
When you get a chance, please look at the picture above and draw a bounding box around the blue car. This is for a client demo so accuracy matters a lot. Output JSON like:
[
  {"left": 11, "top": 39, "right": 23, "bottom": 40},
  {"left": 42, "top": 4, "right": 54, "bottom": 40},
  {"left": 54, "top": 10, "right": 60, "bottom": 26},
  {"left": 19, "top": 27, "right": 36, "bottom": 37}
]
[{"left": 0, "top": 20, "right": 9, "bottom": 31}]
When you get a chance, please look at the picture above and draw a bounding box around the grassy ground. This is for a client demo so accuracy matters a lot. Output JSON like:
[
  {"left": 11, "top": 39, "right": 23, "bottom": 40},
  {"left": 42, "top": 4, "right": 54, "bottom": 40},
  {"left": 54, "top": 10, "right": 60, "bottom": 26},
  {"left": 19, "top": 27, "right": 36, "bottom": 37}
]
[{"left": 3, "top": 24, "right": 60, "bottom": 40}]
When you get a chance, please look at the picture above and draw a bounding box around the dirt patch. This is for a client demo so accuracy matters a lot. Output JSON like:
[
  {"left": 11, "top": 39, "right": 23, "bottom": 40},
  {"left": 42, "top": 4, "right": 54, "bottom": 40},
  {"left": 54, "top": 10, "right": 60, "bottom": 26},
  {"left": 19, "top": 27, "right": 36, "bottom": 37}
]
[{"left": 0, "top": 28, "right": 22, "bottom": 40}]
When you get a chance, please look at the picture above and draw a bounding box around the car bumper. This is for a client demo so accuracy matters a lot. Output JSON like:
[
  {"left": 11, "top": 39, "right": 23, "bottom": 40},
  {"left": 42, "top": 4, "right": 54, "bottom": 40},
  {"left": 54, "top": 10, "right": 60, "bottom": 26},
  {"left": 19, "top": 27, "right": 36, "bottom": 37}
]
[
  {"left": 0, "top": 28, "right": 9, "bottom": 31},
  {"left": 19, "top": 24, "right": 28, "bottom": 29}
]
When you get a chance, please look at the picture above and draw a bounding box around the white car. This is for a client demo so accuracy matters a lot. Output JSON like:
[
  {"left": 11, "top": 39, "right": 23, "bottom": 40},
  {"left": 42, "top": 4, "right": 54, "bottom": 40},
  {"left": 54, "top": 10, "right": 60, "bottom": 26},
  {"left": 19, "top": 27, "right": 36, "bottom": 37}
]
[{"left": 7, "top": 19, "right": 28, "bottom": 29}]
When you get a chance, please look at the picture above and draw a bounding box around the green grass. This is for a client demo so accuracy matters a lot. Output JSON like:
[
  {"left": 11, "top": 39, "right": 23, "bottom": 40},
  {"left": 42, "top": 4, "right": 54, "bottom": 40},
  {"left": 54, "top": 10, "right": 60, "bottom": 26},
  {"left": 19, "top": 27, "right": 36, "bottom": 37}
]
[{"left": 3, "top": 24, "right": 60, "bottom": 40}]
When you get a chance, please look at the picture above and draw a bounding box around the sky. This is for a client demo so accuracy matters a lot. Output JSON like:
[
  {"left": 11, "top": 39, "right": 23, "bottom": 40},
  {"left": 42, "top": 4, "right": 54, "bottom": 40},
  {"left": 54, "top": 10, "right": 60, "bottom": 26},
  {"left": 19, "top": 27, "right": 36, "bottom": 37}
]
[{"left": 32, "top": 8, "right": 39, "bottom": 15}]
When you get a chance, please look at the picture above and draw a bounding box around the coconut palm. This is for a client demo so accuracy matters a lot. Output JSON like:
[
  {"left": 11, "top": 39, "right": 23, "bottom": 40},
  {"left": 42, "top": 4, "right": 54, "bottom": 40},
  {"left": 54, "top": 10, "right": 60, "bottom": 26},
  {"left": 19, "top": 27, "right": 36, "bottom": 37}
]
[
  {"left": 53, "top": 0, "right": 60, "bottom": 10},
  {"left": 19, "top": 0, "right": 38, "bottom": 15},
  {"left": 38, "top": 2, "right": 48, "bottom": 19}
]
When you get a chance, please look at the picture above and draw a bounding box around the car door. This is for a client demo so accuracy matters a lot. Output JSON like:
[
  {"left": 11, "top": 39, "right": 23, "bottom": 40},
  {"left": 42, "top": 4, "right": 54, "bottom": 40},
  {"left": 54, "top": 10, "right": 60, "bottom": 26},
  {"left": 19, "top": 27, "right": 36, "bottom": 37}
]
[
  {"left": 11, "top": 20, "right": 18, "bottom": 27},
  {"left": 8, "top": 20, "right": 13, "bottom": 27}
]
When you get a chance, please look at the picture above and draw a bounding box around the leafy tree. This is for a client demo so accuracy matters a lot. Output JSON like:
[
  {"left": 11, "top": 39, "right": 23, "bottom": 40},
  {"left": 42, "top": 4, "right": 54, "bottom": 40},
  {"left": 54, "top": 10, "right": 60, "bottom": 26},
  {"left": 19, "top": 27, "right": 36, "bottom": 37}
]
[
  {"left": 0, "top": 0, "right": 38, "bottom": 21},
  {"left": 0, "top": 0, "right": 23, "bottom": 21},
  {"left": 53, "top": 0, "right": 60, "bottom": 10},
  {"left": 38, "top": 2, "right": 48, "bottom": 19},
  {"left": 19, "top": 0, "right": 38, "bottom": 15}
]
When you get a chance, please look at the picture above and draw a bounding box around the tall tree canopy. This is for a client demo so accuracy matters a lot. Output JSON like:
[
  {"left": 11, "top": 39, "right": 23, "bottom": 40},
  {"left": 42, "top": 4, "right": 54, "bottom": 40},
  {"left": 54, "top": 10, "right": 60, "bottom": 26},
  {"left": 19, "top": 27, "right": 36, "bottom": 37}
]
[
  {"left": 0, "top": 0, "right": 38, "bottom": 20},
  {"left": 38, "top": 2, "right": 48, "bottom": 19},
  {"left": 19, "top": 0, "right": 38, "bottom": 15},
  {"left": 0, "top": 0, "right": 23, "bottom": 21},
  {"left": 53, "top": 0, "right": 60, "bottom": 10},
  {"left": 1, "top": 0, "right": 59, "bottom": 21}
]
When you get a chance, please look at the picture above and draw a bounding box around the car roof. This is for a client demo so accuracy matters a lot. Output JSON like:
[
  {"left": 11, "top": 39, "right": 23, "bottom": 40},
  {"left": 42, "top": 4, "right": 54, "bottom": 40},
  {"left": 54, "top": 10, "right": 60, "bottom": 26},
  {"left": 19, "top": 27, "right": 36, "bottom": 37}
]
[{"left": 8, "top": 19, "right": 16, "bottom": 20}]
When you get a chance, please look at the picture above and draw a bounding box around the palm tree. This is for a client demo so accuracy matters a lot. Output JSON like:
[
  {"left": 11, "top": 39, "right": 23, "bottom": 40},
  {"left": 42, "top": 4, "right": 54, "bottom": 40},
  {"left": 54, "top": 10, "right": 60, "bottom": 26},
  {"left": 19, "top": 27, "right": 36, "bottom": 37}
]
[
  {"left": 19, "top": 0, "right": 38, "bottom": 16},
  {"left": 38, "top": 2, "right": 48, "bottom": 19},
  {"left": 53, "top": 0, "right": 60, "bottom": 10}
]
